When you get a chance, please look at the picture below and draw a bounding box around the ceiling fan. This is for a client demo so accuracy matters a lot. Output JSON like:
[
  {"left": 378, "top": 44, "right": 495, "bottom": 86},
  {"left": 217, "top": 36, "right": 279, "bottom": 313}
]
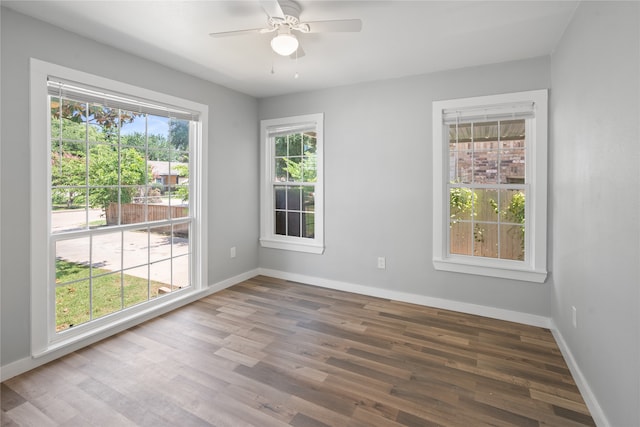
[{"left": 209, "top": 0, "right": 362, "bottom": 58}]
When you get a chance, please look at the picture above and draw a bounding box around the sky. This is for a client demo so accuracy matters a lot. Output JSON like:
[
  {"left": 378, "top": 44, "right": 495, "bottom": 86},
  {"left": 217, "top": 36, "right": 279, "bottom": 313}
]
[{"left": 120, "top": 114, "right": 170, "bottom": 137}]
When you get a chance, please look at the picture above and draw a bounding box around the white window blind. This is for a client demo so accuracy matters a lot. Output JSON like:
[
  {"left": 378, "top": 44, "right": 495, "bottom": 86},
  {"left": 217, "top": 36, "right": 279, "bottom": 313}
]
[
  {"left": 442, "top": 101, "right": 535, "bottom": 124},
  {"left": 47, "top": 77, "right": 199, "bottom": 121},
  {"left": 266, "top": 122, "right": 317, "bottom": 138}
]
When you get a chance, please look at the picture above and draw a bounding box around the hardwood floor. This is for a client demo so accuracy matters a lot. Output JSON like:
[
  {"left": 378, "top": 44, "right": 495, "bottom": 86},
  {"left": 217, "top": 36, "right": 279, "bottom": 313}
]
[{"left": 2, "top": 276, "right": 595, "bottom": 426}]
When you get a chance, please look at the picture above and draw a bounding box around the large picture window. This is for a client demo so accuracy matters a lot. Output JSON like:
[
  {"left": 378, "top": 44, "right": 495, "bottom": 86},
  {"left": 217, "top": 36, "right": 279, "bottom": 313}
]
[
  {"left": 432, "top": 90, "right": 547, "bottom": 282},
  {"left": 260, "top": 114, "right": 324, "bottom": 254},
  {"left": 30, "top": 59, "right": 208, "bottom": 354}
]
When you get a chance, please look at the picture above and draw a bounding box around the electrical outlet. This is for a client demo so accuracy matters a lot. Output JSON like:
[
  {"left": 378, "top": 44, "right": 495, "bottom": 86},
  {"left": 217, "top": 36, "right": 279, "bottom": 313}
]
[
  {"left": 230, "top": 247, "right": 236, "bottom": 259},
  {"left": 572, "top": 306, "right": 577, "bottom": 328},
  {"left": 377, "top": 256, "right": 386, "bottom": 269}
]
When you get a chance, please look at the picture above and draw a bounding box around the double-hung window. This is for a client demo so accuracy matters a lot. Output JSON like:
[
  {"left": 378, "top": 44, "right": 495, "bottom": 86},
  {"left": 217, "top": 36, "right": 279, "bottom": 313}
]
[
  {"left": 30, "top": 59, "right": 208, "bottom": 355},
  {"left": 260, "top": 114, "right": 324, "bottom": 254},
  {"left": 432, "top": 90, "right": 547, "bottom": 282}
]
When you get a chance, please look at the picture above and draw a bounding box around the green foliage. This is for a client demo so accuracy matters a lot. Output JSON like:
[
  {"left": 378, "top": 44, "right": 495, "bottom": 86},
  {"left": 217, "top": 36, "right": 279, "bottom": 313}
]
[
  {"left": 283, "top": 153, "right": 317, "bottom": 182},
  {"left": 51, "top": 98, "right": 141, "bottom": 142},
  {"left": 504, "top": 191, "right": 525, "bottom": 224},
  {"left": 449, "top": 187, "right": 476, "bottom": 222},
  {"left": 173, "top": 164, "right": 189, "bottom": 202},
  {"left": 88, "top": 145, "right": 150, "bottom": 211},
  {"left": 169, "top": 119, "right": 189, "bottom": 152},
  {"left": 121, "top": 132, "right": 173, "bottom": 160},
  {"left": 55, "top": 259, "right": 166, "bottom": 331},
  {"left": 51, "top": 152, "right": 86, "bottom": 208}
]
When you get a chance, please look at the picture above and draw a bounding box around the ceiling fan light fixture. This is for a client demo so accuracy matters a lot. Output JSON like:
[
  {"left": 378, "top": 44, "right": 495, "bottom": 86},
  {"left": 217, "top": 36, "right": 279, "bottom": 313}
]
[{"left": 271, "top": 31, "right": 298, "bottom": 56}]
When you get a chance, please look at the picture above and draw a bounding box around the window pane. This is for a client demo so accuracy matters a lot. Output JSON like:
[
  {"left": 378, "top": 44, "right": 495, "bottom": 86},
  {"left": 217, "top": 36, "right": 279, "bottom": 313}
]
[
  {"left": 56, "top": 238, "right": 90, "bottom": 282},
  {"left": 287, "top": 212, "right": 301, "bottom": 237},
  {"left": 303, "top": 134, "right": 317, "bottom": 154},
  {"left": 147, "top": 202, "right": 170, "bottom": 223},
  {"left": 499, "top": 147, "right": 526, "bottom": 184},
  {"left": 168, "top": 119, "right": 189, "bottom": 152},
  {"left": 287, "top": 186, "right": 302, "bottom": 211},
  {"left": 173, "top": 254, "right": 189, "bottom": 290},
  {"left": 451, "top": 148, "right": 473, "bottom": 183},
  {"left": 288, "top": 134, "right": 302, "bottom": 156},
  {"left": 450, "top": 187, "right": 475, "bottom": 222},
  {"left": 500, "top": 120, "right": 525, "bottom": 143},
  {"left": 500, "top": 224, "right": 525, "bottom": 261},
  {"left": 51, "top": 192, "right": 88, "bottom": 233},
  {"left": 450, "top": 221, "right": 472, "bottom": 255},
  {"left": 303, "top": 154, "right": 317, "bottom": 182},
  {"left": 56, "top": 279, "right": 91, "bottom": 332},
  {"left": 500, "top": 190, "right": 525, "bottom": 224},
  {"left": 473, "top": 121, "right": 498, "bottom": 142},
  {"left": 473, "top": 147, "right": 498, "bottom": 184},
  {"left": 88, "top": 104, "right": 114, "bottom": 142},
  {"left": 275, "top": 136, "right": 287, "bottom": 156},
  {"left": 475, "top": 189, "right": 499, "bottom": 222},
  {"left": 286, "top": 157, "right": 302, "bottom": 182},
  {"left": 150, "top": 259, "right": 172, "bottom": 297},
  {"left": 92, "top": 232, "right": 122, "bottom": 272},
  {"left": 88, "top": 144, "right": 118, "bottom": 187},
  {"left": 123, "top": 229, "right": 148, "bottom": 270},
  {"left": 149, "top": 226, "right": 172, "bottom": 263},
  {"left": 302, "top": 213, "right": 315, "bottom": 238},
  {"left": 92, "top": 272, "right": 123, "bottom": 320},
  {"left": 275, "top": 211, "right": 286, "bottom": 235},
  {"left": 51, "top": 146, "right": 87, "bottom": 188},
  {"left": 123, "top": 268, "right": 149, "bottom": 308},
  {"left": 473, "top": 223, "right": 498, "bottom": 258},
  {"left": 275, "top": 186, "right": 286, "bottom": 210},
  {"left": 275, "top": 158, "right": 288, "bottom": 182},
  {"left": 302, "top": 187, "right": 315, "bottom": 212}
]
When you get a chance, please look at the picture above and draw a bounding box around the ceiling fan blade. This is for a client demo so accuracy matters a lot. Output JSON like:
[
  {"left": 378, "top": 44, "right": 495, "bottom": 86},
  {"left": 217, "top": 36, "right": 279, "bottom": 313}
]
[
  {"left": 305, "top": 19, "right": 362, "bottom": 33},
  {"left": 289, "top": 45, "right": 305, "bottom": 59},
  {"left": 209, "top": 28, "right": 264, "bottom": 38},
  {"left": 260, "top": 0, "right": 285, "bottom": 21}
]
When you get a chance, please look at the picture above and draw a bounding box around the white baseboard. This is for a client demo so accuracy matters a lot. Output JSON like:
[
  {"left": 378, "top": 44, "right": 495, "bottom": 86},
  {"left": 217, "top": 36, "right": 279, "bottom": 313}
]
[
  {"left": 0, "top": 268, "right": 259, "bottom": 382},
  {"left": 258, "top": 268, "right": 552, "bottom": 328},
  {"left": 550, "top": 322, "right": 609, "bottom": 427}
]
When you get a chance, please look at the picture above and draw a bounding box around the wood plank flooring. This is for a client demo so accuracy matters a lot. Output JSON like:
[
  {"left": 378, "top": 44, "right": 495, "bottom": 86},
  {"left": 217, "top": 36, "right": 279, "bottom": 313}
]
[{"left": 2, "top": 276, "right": 595, "bottom": 426}]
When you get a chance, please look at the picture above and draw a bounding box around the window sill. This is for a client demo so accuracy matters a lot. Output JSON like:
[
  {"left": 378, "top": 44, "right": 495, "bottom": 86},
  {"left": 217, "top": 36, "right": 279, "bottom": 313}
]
[
  {"left": 260, "top": 237, "right": 325, "bottom": 254},
  {"left": 433, "top": 257, "right": 547, "bottom": 283}
]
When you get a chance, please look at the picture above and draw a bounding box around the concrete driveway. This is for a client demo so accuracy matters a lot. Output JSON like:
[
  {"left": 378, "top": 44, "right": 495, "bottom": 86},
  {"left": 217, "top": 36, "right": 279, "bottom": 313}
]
[{"left": 53, "top": 209, "right": 189, "bottom": 288}]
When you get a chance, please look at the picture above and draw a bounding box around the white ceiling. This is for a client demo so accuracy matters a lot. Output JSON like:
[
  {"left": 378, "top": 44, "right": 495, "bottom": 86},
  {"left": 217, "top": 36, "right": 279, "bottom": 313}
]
[{"left": 2, "top": 0, "right": 578, "bottom": 98}]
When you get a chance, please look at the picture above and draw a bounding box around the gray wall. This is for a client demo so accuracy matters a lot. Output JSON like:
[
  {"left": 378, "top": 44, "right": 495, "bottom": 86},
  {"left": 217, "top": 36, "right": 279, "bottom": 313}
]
[
  {"left": 258, "top": 57, "right": 553, "bottom": 317},
  {"left": 0, "top": 8, "right": 259, "bottom": 366},
  {"left": 550, "top": 2, "right": 639, "bottom": 426}
]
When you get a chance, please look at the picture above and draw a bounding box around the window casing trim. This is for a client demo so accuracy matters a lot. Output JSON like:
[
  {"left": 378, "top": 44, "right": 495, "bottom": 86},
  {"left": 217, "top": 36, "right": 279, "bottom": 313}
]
[
  {"left": 30, "top": 58, "right": 208, "bottom": 356},
  {"left": 432, "top": 90, "right": 548, "bottom": 283},
  {"left": 260, "top": 113, "right": 324, "bottom": 254}
]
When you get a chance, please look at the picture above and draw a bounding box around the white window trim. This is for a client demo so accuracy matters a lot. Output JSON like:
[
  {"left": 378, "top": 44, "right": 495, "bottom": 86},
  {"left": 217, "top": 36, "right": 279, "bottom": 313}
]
[
  {"left": 30, "top": 58, "right": 208, "bottom": 356},
  {"left": 432, "top": 90, "right": 548, "bottom": 283},
  {"left": 260, "top": 113, "right": 324, "bottom": 254}
]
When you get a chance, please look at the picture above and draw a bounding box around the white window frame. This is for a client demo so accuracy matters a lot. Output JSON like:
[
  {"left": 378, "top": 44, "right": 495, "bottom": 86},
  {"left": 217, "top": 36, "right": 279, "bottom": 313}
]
[
  {"left": 30, "top": 58, "right": 208, "bottom": 356},
  {"left": 432, "top": 90, "right": 548, "bottom": 283},
  {"left": 260, "top": 113, "right": 324, "bottom": 254}
]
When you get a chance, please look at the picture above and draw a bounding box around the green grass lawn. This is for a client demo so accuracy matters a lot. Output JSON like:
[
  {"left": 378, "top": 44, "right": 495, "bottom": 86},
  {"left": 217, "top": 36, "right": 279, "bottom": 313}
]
[{"left": 55, "top": 259, "right": 170, "bottom": 332}]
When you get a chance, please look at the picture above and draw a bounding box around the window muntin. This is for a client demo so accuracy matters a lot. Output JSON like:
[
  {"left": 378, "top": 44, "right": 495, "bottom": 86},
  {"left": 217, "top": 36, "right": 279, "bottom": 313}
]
[
  {"left": 432, "top": 90, "right": 547, "bottom": 283},
  {"left": 260, "top": 114, "right": 324, "bottom": 254}
]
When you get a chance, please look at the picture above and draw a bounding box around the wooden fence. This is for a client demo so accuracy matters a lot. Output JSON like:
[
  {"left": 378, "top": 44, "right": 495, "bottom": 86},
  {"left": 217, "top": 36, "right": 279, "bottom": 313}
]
[
  {"left": 450, "top": 223, "right": 524, "bottom": 261},
  {"left": 106, "top": 203, "right": 189, "bottom": 235}
]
